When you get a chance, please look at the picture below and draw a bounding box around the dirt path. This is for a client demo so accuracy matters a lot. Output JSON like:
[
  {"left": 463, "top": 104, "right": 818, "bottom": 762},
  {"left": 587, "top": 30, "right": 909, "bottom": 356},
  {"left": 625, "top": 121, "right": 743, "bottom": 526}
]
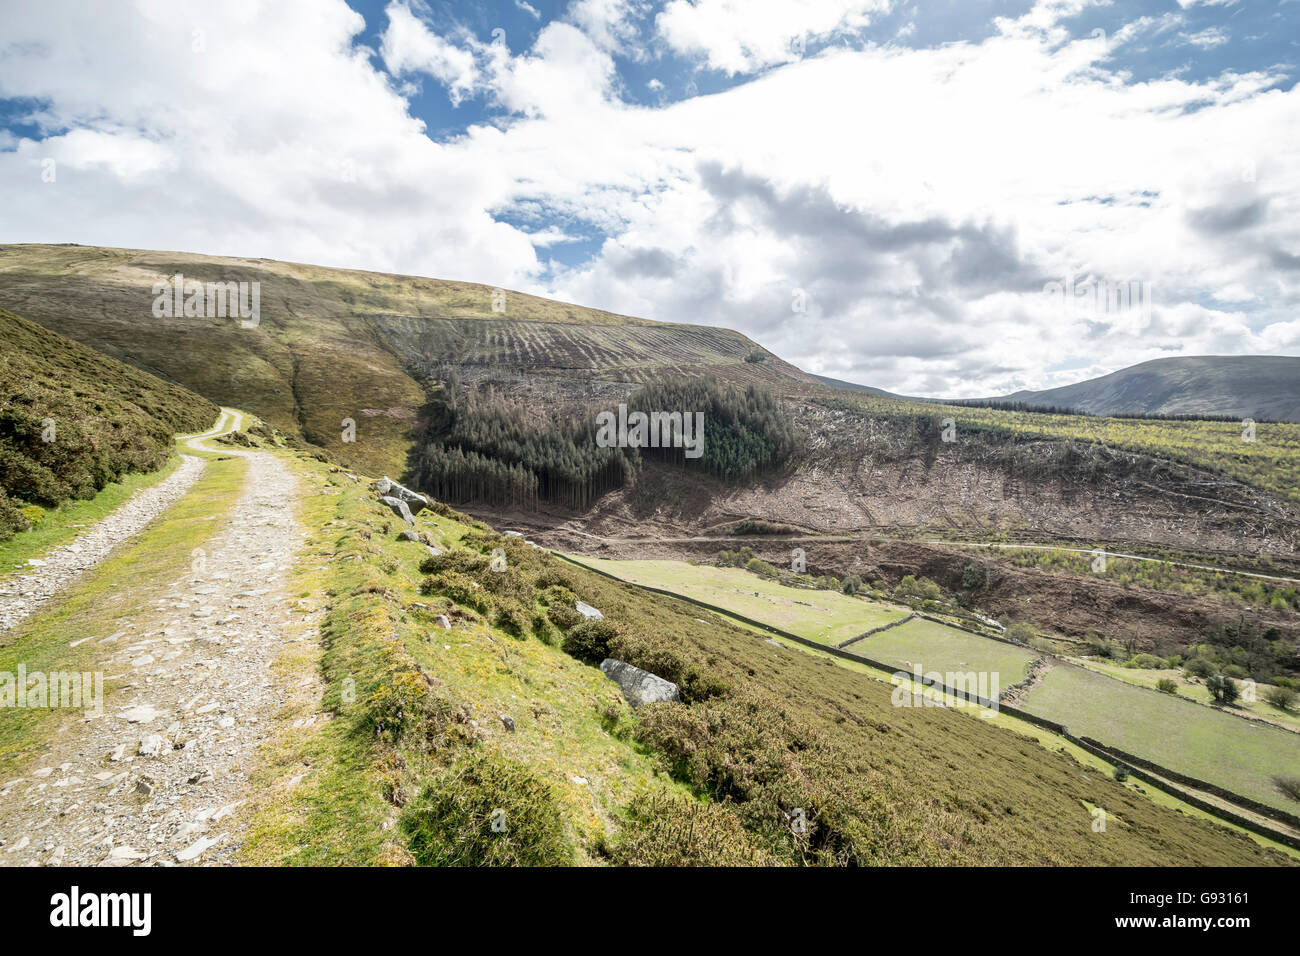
[
  {"left": 0, "top": 413, "right": 316, "bottom": 867},
  {"left": 0, "top": 410, "right": 241, "bottom": 633}
]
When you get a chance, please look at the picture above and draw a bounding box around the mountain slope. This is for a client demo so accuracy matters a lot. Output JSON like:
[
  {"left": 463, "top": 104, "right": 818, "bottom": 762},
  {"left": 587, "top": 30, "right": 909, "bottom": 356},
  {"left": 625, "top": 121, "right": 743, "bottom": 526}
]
[
  {"left": 0, "top": 307, "right": 218, "bottom": 540},
  {"left": 1001, "top": 356, "right": 1300, "bottom": 422},
  {"left": 0, "top": 244, "right": 813, "bottom": 476}
]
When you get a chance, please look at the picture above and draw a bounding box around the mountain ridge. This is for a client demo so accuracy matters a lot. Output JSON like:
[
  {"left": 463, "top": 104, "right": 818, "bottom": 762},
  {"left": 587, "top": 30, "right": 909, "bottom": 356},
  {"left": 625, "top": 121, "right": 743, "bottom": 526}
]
[{"left": 997, "top": 355, "right": 1300, "bottom": 422}]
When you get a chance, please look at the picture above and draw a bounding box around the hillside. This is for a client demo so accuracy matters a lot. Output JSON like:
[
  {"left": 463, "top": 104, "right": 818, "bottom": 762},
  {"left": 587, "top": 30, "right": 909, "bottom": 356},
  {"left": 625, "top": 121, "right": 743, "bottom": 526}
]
[
  {"left": 236, "top": 457, "right": 1291, "bottom": 865},
  {"left": 999, "top": 356, "right": 1300, "bottom": 423},
  {"left": 0, "top": 308, "right": 218, "bottom": 540},
  {"left": 0, "top": 244, "right": 813, "bottom": 477}
]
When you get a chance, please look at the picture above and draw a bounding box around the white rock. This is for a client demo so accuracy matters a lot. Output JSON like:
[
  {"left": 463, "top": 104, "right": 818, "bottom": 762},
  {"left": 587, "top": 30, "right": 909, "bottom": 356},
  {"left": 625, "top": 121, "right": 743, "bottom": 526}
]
[
  {"left": 106, "top": 845, "right": 147, "bottom": 865},
  {"left": 121, "top": 704, "right": 165, "bottom": 724},
  {"left": 176, "top": 833, "right": 224, "bottom": 863}
]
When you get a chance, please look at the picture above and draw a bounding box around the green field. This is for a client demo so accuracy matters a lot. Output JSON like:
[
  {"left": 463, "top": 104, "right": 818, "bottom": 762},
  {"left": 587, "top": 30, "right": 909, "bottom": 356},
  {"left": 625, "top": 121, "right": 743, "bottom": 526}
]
[
  {"left": 851, "top": 618, "right": 1037, "bottom": 688},
  {"left": 1070, "top": 657, "right": 1300, "bottom": 734},
  {"left": 1020, "top": 663, "right": 1300, "bottom": 812},
  {"left": 573, "top": 557, "right": 908, "bottom": 644}
]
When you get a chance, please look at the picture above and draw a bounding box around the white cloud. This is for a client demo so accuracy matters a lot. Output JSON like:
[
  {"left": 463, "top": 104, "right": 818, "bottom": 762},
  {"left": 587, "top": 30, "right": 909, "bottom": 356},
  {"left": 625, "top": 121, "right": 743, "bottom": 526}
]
[
  {"left": 0, "top": 0, "right": 539, "bottom": 286},
  {"left": 656, "top": 0, "right": 894, "bottom": 74},
  {"left": 568, "top": 0, "right": 648, "bottom": 56},
  {"left": 380, "top": 1, "right": 480, "bottom": 104},
  {"left": 1181, "top": 26, "right": 1230, "bottom": 48}
]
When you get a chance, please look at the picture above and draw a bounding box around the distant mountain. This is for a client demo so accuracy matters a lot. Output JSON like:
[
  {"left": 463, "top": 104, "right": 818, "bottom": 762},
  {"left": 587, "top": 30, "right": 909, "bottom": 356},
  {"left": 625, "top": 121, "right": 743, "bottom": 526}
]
[{"left": 998, "top": 356, "right": 1300, "bottom": 423}]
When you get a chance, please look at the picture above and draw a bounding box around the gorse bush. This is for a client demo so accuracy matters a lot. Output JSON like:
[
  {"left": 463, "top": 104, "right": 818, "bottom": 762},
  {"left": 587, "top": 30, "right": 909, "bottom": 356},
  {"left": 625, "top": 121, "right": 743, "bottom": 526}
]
[
  {"left": 561, "top": 619, "right": 620, "bottom": 664},
  {"left": 605, "top": 793, "right": 774, "bottom": 866},
  {"left": 357, "top": 670, "right": 464, "bottom": 750},
  {"left": 1265, "top": 685, "right": 1297, "bottom": 713},
  {"left": 401, "top": 749, "right": 573, "bottom": 866},
  {"left": 0, "top": 309, "right": 217, "bottom": 540},
  {"left": 546, "top": 602, "right": 584, "bottom": 631},
  {"left": 1207, "top": 674, "right": 1239, "bottom": 705},
  {"left": 893, "top": 574, "right": 942, "bottom": 603},
  {"left": 419, "top": 570, "right": 490, "bottom": 613}
]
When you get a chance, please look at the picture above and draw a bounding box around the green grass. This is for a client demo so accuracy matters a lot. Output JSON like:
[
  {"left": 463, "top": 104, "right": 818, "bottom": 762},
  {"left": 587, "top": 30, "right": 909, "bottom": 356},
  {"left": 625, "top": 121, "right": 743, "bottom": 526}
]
[
  {"left": 1020, "top": 662, "right": 1300, "bottom": 812},
  {"left": 573, "top": 557, "right": 909, "bottom": 644},
  {"left": 1070, "top": 656, "right": 1300, "bottom": 733},
  {"left": 850, "top": 617, "right": 1038, "bottom": 687},
  {"left": 0, "top": 453, "right": 246, "bottom": 779}
]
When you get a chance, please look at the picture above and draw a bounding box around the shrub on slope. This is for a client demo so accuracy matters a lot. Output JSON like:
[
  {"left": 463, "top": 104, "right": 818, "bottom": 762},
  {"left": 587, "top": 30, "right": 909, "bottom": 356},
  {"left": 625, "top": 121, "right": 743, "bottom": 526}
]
[{"left": 0, "top": 308, "right": 218, "bottom": 540}]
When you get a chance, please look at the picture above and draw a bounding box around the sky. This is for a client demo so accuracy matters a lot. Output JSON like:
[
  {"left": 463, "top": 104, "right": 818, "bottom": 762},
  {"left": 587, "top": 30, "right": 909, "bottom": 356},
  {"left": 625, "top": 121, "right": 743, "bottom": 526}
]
[{"left": 1, "top": 0, "right": 1298, "bottom": 397}]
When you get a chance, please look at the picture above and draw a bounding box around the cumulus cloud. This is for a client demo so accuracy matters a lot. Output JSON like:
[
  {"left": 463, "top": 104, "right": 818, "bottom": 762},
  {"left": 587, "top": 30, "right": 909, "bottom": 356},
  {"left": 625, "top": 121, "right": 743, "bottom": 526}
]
[
  {"left": 656, "top": 0, "right": 894, "bottom": 74},
  {"left": 380, "top": 2, "right": 480, "bottom": 104}
]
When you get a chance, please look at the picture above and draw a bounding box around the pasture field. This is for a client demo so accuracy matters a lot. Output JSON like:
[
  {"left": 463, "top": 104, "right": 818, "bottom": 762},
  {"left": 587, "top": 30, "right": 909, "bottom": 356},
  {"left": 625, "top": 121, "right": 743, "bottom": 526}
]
[
  {"left": 1020, "top": 663, "right": 1300, "bottom": 812},
  {"left": 850, "top": 618, "right": 1037, "bottom": 687},
  {"left": 1069, "top": 657, "right": 1300, "bottom": 734},
  {"left": 573, "top": 557, "right": 909, "bottom": 644}
]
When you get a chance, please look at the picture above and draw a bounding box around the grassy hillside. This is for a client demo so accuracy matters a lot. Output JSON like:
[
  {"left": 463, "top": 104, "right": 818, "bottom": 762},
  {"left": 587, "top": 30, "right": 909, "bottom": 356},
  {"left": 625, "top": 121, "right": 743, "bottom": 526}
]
[
  {"left": 0, "top": 244, "right": 811, "bottom": 478},
  {"left": 1002, "top": 355, "right": 1300, "bottom": 423},
  {"left": 239, "top": 452, "right": 1288, "bottom": 865},
  {"left": 0, "top": 308, "right": 217, "bottom": 540}
]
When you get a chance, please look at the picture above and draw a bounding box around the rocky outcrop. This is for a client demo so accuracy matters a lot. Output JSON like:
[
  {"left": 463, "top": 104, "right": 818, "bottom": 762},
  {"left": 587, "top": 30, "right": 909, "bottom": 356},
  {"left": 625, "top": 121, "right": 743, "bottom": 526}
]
[{"left": 371, "top": 476, "right": 429, "bottom": 515}]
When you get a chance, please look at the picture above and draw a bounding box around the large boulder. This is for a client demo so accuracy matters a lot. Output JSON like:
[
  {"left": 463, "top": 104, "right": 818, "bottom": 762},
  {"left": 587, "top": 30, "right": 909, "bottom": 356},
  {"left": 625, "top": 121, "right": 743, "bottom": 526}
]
[
  {"left": 372, "top": 476, "right": 429, "bottom": 515},
  {"left": 599, "top": 659, "right": 680, "bottom": 708},
  {"left": 379, "top": 495, "right": 415, "bottom": 525},
  {"left": 575, "top": 601, "right": 603, "bottom": 620}
]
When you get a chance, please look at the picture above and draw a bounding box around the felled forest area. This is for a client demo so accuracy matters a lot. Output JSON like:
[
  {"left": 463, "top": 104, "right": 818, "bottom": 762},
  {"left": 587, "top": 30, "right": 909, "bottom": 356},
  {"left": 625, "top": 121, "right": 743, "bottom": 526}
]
[{"left": 407, "top": 375, "right": 801, "bottom": 510}]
